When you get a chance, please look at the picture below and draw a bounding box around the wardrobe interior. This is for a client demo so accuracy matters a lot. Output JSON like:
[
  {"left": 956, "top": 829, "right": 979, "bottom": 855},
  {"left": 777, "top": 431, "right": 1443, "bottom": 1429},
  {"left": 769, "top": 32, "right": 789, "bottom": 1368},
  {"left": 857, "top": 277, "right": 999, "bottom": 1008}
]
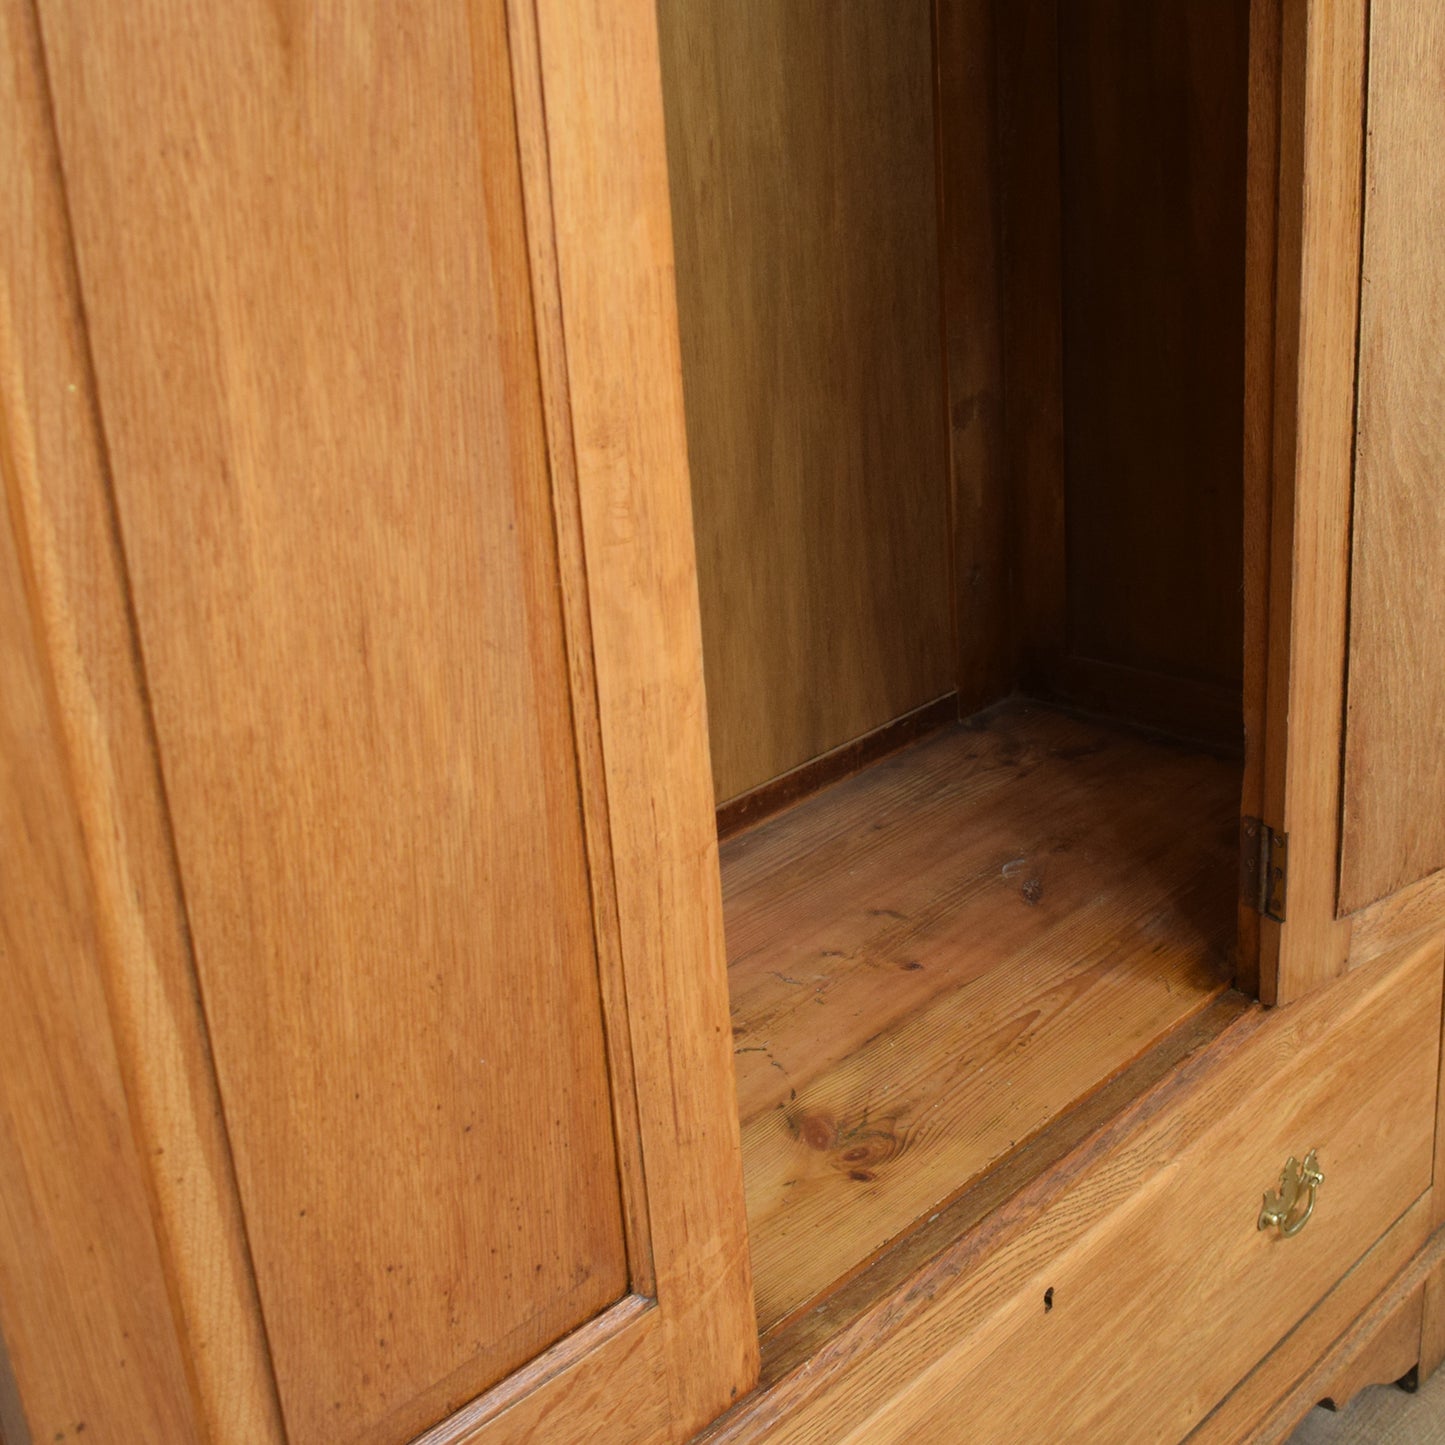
[{"left": 657, "top": 0, "right": 1251, "bottom": 1338}]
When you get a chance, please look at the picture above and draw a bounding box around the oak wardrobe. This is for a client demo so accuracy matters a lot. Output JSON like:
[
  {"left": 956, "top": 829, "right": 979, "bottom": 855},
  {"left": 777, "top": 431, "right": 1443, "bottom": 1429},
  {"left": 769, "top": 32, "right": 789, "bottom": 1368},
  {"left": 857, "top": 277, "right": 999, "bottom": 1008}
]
[{"left": 4, "top": 2, "right": 1445, "bottom": 1442}]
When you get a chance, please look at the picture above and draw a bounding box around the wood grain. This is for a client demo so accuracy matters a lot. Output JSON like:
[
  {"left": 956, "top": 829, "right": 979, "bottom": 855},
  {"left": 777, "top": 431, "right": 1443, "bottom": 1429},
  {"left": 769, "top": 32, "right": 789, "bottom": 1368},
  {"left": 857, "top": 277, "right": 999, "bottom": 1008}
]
[
  {"left": 701, "top": 996, "right": 1251, "bottom": 1441},
  {"left": 723, "top": 703, "right": 1238, "bottom": 1330},
  {"left": 1318, "top": 1283, "right": 1423, "bottom": 1410},
  {"left": 1057, "top": 0, "right": 1249, "bottom": 698},
  {"left": 1422, "top": 933, "right": 1445, "bottom": 1385},
  {"left": 1183, "top": 1201, "right": 1432, "bottom": 1442},
  {"left": 529, "top": 0, "right": 761, "bottom": 1432},
  {"left": 0, "top": 1, "right": 284, "bottom": 1437},
  {"left": 741, "top": 937, "right": 1440, "bottom": 1445},
  {"left": 1349, "top": 873, "right": 1445, "bottom": 973},
  {"left": 503, "top": 0, "right": 654, "bottom": 1299},
  {"left": 1190, "top": 1214, "right": 1440, "bottom": 1444},
  {"left": 657, "top": 0, "right": 952, "bottom": 803},
  {"left": 715, "top": 693, "right": 956, "bottom": 842},
  {"left": 934, "top": 0, "right": 1011, "bottom": 711},
  {"left": 1338, "top": 0, "right": 1445, "bottom": 912},
  {"left": 756, "top": 994, "right": 1248, "bottom": 1370},
  {"left": 414, "top": 1300, "right": 667, "bottom": 1445},
  {"left": 37, "top": 3, "right": 628, "bottom": 1441},
  {"left": 1422, "top": 1253, "right": 1445, "bottom": 1387},
  {"left": 1257, "top": 0, "right": 1367, "bottom": 998},
  {"left": 0, "top": 326, "right": 200, "bottom": 1440},
  {"left": 725, "top": 706, "right": 1239, "bottom": 1125}
]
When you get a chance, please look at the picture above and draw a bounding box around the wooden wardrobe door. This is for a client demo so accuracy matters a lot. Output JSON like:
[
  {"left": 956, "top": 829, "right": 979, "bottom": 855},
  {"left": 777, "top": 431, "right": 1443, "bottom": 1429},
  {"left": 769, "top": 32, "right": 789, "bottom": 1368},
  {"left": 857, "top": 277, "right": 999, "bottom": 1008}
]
[
  {"left": 1337, "top": 0, "right": 1445, "bottom": 915},
  {"left": 1249, "top": 0, "right": 1445, "bottom": 999},
  {"left": 1244, "top": 0, "right": 1368, "bottom": 1002},
  {"left": 1248, "top": 0, "right": 1445, "bottom": 994},
  {"left": 27, "top": 0, "right": 754, "bottom": 1442}
]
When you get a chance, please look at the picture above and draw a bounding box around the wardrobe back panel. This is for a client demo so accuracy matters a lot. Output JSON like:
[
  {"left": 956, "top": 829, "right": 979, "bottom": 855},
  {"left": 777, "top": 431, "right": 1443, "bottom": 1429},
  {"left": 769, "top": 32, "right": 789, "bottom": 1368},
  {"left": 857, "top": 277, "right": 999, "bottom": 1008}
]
[
  {"left": 1057, "top": 0, "right": 1250, "bottom": 697},
  {"left": 659, "top": 0, "right": 952, "bottom": 805}
]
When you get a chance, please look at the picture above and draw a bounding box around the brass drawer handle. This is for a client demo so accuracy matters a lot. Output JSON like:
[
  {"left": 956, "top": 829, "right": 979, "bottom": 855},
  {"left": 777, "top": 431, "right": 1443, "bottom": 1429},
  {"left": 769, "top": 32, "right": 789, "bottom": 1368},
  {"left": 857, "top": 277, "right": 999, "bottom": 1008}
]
[{"left": 1258, "top": 1150, "right": 1324, "bottom": 1238}]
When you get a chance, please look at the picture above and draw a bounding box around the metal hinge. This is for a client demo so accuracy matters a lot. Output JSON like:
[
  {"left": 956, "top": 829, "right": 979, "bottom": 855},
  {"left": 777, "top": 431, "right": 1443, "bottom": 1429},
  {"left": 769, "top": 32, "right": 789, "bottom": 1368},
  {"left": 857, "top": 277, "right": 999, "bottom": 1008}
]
[{"left": 1241, "top": 816, "right": 1289, "bottom": 922}]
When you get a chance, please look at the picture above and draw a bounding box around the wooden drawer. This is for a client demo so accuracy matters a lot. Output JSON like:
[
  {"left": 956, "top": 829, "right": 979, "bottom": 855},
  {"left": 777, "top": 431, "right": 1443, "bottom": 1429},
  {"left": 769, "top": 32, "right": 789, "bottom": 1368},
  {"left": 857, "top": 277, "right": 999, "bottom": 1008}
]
[{"left": 744, "top": 938, "right": 1442, "bottom": 1444}]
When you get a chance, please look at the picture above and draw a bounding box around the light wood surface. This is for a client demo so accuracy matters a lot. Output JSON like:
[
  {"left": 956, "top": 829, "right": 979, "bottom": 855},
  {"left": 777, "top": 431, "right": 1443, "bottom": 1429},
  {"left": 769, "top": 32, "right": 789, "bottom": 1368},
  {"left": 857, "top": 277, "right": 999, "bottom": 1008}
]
[
  {"left": 0, "top": 340, "right": 201, "bottom": 1445},
  {"left": 503, "top": 0, "right": 653, "bottom": 1301},
  {"left": 723, "top": 703, "right": 1238, "bottom": 1330},
  {"left": 1284, "top": 1274, "right": 1445, "bottom": 1445},
  {"left": 722, "top": 938, "right": 1439, "bottom": 1445},
  {"left": 1338, "top": 0, "right": 1445, "bottom": 912},
  {"left": 1319, "top": 1285, "right": 1424, "bottom": 1411},
  {"left": 1421, "top": 930, "right": 1445, "bottom": 1385},
  {"left": 657, "top": 0, "right": 952, "bottom": 803},
  {"left": 1189, "top": 1196, "right": 1434, "bottom": 1444},
  {"left": 37, "top": 3, "right": 628, "bottom": 1441},
  {"left": 752, "top": 995, "right": 1249, "bottom": 1388},
  {"left": 5, "top": 5, "right": 1430, "bottom": 1443},
  {"left": 1350, "top": 873, "right": 1445, "bottom": 974},
  {"left": 1248, "top": 1235, "right": 1443, "bottom": 1445},
  {"left": 1256, "top": 0, "right": 1367, "bottom": 998},
  {"left": 1423, "top": 1254, "right": 1445, "bottom": 1389},
  {"left": 414, "top": 1300, "right": 666, "bottom": 1445},
  {"left": 702, "top": 1000, "right": 1255, "bottom": 1440},
  {"left": 529, "top": 0, "right": 761, "bottom": 1432},
  {"left": 0, "top": 0, "right": 285, "bottom": 1436},
  {"left": 1058, "top": 0, "right": 1249, "bottom": 697}
]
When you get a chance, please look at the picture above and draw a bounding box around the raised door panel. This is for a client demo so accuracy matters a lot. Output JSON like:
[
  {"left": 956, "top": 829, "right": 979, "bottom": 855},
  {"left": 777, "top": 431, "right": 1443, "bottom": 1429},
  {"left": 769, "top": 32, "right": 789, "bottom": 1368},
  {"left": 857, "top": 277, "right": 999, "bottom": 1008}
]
[
  {"left": 1338, "top": 0, "right": 1445, "bottom": 913},
  {"left": 35, "top": 3, "right": 627, "bottom": 1441}
]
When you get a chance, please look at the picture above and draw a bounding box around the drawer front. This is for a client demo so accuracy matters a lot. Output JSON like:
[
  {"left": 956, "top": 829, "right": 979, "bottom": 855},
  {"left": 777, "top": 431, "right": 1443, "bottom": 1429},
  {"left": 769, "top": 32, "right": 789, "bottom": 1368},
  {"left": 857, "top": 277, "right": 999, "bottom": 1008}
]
[{"left": 784, "top": 938, "right": 1442, "bottom": 1445}]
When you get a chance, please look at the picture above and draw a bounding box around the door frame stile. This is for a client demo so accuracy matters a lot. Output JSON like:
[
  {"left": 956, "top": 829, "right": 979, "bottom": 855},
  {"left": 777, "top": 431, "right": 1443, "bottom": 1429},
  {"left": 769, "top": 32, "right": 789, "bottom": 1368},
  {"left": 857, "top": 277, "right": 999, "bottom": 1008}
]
[{"left": 511, "top": 0, "right": 761, "bottom": 1435}]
